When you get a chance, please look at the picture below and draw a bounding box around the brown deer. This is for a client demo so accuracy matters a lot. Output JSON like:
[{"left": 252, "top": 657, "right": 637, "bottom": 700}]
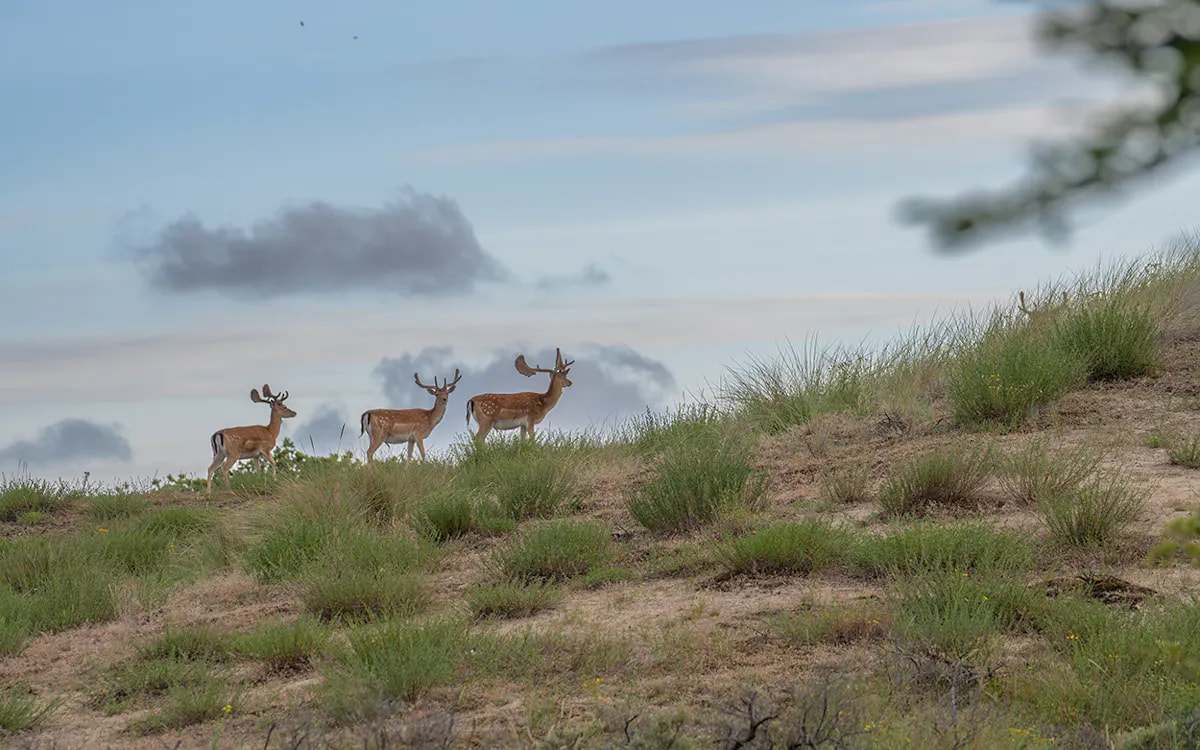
[
  {"left": 360, "top": 369, "right": 462, "bottom": 463},
  {"left": 466, "top": 348, "right": 574, "bottom": 441},
  {"left": 1018, "top": 290, "right": 1070, "bottom": 324},
  {"left": 206, "top": 385, "right": 296, "bottom": 495}
]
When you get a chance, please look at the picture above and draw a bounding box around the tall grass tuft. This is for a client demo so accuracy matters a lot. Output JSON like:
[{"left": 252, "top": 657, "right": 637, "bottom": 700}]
[
  {"left": 877, "top": 443, "right": 994, "bottom": 517},
  {"left": 622, "top": 404, "right": 725, "bottom": 456},
  {"left": 948, "top": 323, "right": 1087, "bottom": 427},
  {"left": 411, "top": 486, "right": 475, "bottom": 542},
  {"left": 229, "top": 618, "right": 329, "bottom": 671},
  {"left": 1056, "top": 294, "right": 1158, "bottom": 381},
  {"left": 468, "top": 580, "right": 562, "bottom": 619},
  {"left": 626, "top": 428, "right": 768, "bottom": 533},
  {"left": 715, "top": 521, "right": 851, "bottom": 575},
  {"left": 455, "top": 438, "right": 581, "bottom": 521},
  {"left": 819, "top": 464, "right": 874, "bottom": 505},
  {"left": 327, "top": 618, "right": 466, "bottom": 706},
  {"left": 852, "top": 523, "right": 1037, "bottom": 578},
  {"left": 84, "top": 493, "right": 150, "bottom": 521},
  {"left": 999, "top": 439, "right": 1105, "bottom": 506},
  {"left": 494, "top": 520, "right": 610, "bottom": 582},
  {"left": 0, "top": 684, "right": 59, "bottom": 733},
  {"left": 1036, "top": 474, "right": 1147, "bottom": 547},
  {"left": 0, "top": 476, "right": 71, "bottom": 522}
]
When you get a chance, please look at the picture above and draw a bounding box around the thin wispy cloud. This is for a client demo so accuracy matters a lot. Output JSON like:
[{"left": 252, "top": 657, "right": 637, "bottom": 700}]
[
  {"left": 536, "top": 264, "right": 611, "bottom": 291},
  {"left": 132, "top": 188, "right": 507, "bottom": 299},
  {"left": 0, "top": 418, "right": 133, "bottom": 466}
]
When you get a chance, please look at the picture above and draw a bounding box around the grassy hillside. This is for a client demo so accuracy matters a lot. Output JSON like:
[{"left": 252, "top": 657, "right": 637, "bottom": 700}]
[{"left": 3, "top": 247, "right": 1200, "bottom": 749}]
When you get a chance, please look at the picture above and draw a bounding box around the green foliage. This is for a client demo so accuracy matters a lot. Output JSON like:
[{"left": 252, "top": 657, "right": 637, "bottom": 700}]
[
  {"left": 622, "top": 404, "right": 725, "bottom": 456},
  {"left": 83, "top": 493, "right": 149, "bottom": 521},
  {"left": 468, "top": 580, "right": 562, "bottom": 619},
  {"left": 722, "top": 340, "right": 873, "bottom": 434},
  {"left": 771, "top": 603, "right": 888, "bottom": 647},
  {"left": 715, "top": 521, "right": 851, "bottom": 576},
  {"left": 818, "top": 464, "right": 874, "bottom": 505},
  {"left": 1148, "top": 510, "right": 1200, "bottom": 567},
  {"left": 1036, "top": 474, "right": 1147, "bottom": 547},
  {"left": 999, "top": 438, "right": 1105, "bottom": 506},
  {"left": 301, "top": 569, "right": 426, "bottom": 622},
  {"left": 947, "top": 324, "right": 1086, "bottom": 427},
  {"left": 229, "top": 618, "right": 330, "bottom": 671},
  {"left": 138, "top": 623, "right": 228, "bottom": 662},
  {"left": 455, "top": 437, "right": 581, "bottom": 521},
  {"left": 325, "top": 618, "right": 465, "bottom": 708},
  {"left": 851, "top": 523, "right": 1037, "bottom": 579},
  {"left": 411, "top": 487, "right": 475, "bottom": 542},
  {"left": 1056, "top": 295, "right": 1158, "bottom": 381},
  {"left": 0, "top": 684, "right": 59, "bottom": 733},
  {"left": 494, "top": 520, "right": 610, "bottom": 583},
  {"left": 0, "top": 476, "right": 71, "bottom": 522},
  {"left": 877, "top": 443, "right": 994, "bottom": 517},
  {"left": 131, "top": 677, "right": 240, "bottom": 734},
  {"left": 902, "top": 1, "right": 1200, "bottom": 250},
  {"left": 626, "top": 428, "right": 768, "bottom": 533}
]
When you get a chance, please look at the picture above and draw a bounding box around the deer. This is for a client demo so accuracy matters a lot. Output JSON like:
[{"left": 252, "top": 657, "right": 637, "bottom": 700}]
[
  {"left": 360, "top": 369, "right": 462, "bottom": 463},
  {"left": 466, "top": 348, "right": 574, "bottom": 441},
  {"left": 1018, "top": 290, "right": 1070, "bottom": 325},
  {"left": 206, "top": 385, "right": 296, "bottom": 495}
]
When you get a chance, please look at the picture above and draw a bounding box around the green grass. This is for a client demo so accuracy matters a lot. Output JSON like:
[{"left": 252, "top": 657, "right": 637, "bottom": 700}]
[
  {"left": 494, "top": 520, "right": 611, "bottom": 582},
  {"left": 851, "top": 523, "right": 1038, "bottom": 578},
  {"left": 622, "top": 403, "right": 725, "bottom": 456},
  {"left": 467, "top": 580, "right": 562, "bottom": 619},
  {"left": 877, "top": 443, "right": 994, "bottom": 517},
  {"left": 83, "top": 492, "right": 149, "bottom": 521},
  {"left": 715, "top": 520, "right": 851, "bottom": 575},
  {"left": 229, "top": 618, "right": 330, "bottom": 671},
  {"left": 301, "top": 569, "right": 427, "bottom": 622},
  {"left": 1056, "top": 294, "right": 1158, "bottom": 381},
  {"left": 131, "top": 677, "right": 240, "bottom": 734},
  {"left": 948, "top": 323, "right": 1087, "bottom": 427},
  {"left": 455, "top": 437, "right": 582, "bottom": 521},
  {"left": 0, "top": 684, "right": 59, "bottom": 733},
  {"left": 138, "top": 623, "right": 228, "bottom": 662},
  {"left": 771, "top": 602, "right": 889, "bottom": 647},
  {"left": 626, "top": 428, "right": 768, "bottom": 533},
  {"left": 1152, "top": 429, "right": 1200, "bottom": 469},
  {"left": 411, "top": 486, "right": 475, "bottom": 542},
  {"left": 999, "top": 438, "right": 1105, "bottom": 506},
  {"left": 0, "top": 476, "right": 71, "bottom": 522},
  {"left": 1036, "top": 473, "right": 1147, "bottom": 547},
  {"left": 323, "top": 617, "right": 466, "bottom": 710},
  {"left": 818, "top": 464, "right": 874, "bottom": 505}
]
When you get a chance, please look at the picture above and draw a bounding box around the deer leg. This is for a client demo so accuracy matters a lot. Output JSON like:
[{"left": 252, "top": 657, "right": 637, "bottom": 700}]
[
  {"left": 406, "top": 440, "right": 415, "bottom": 460},
  {"left": 222, "top": 454, "right": 238, "bottom": 488},
  {"left": 254, "top": 456, "right": 263, "bottom": 473},
  {"left": 416, "top": 438, "right": 426, "bottom": 460},
  {"left": 366, "top": 433, "right": 383, "bottom": 465},
  {"left": 265, "top": 450, "right": 278, "bottom": 479},
  {"left": 474, "top": 419, "right": 492, "bottom": 442},
  {"left": 525, "top": 418, "right": 536, "bottom": 439},
  {"left": 206, "top": 453, "right": 223, "bottom": 496}
]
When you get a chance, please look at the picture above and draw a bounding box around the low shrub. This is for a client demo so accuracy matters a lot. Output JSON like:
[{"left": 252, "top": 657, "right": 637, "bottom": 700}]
[{"left": 877, "top": 443, "right": 994, "bottom": 517}]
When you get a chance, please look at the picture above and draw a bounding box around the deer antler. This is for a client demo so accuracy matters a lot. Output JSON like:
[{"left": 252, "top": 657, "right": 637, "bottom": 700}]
[
  {"left": 515, "top": 354, "right": 555, "bottom": 377},
  {"left": 277, "top": 390, "right": 289, "bottom": 403},
  {"left": 250, "top": 388, "right": 265, "bottom": 403},
  {"left": 262, "top": 384, "right": 275, "bottom": 400},
  {"left": 414, "top": 372, "right": 437, "bottom": 390},
  {"left": 448, "top": 368, "right": 462, "bottom": 387}
]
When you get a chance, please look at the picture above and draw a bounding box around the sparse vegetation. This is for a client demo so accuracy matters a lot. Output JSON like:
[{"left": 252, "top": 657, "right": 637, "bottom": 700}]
[
  {"left": 877, "top": 443, "right": 994, "bottom": 517},
  {"left": 715, "top": 520, "right": 850, "bottom": 576},
  {"left": 494, "top": 519, "right": 610, "bottom": 582},
  {"left": 0, "top": 476, "right": 72, "bottom": 523},
  {"left": 1036, "top": 473, "right": 1148, "bottom": 547},
  {"left": 626, "top": 427, "right": 768, "bottom": 533},
  {"left": 228, "top": 618, "right": 330, "bottom": 671},
  {"left": 1056, "top": 294, "right": 1159, "bottom": 381},
  {"left": 851, "top": 523, "right": 1038, "bottom": 578},
  {"left": 0, "top": 684, "right": 58, "bottom": 733},
  {"left": 999, "top": 438, "right": 1105, "bottom": 506},
  {"left": 818, "top": 464, "right": 874, "bottom": 505},
  {"left": 468, "top": 580, "right": 562, "bottom": 619}
]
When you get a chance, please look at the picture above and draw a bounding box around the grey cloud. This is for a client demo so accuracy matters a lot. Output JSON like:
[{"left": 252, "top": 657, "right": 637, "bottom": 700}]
[
  {"left": 133, "top": 188, "right": 507, "bottom": 298},
  {"left": 290, "top": 403, "right": 352, "bottom": 456},
  {"left": 536, "top": 264, "right": 611, "bottom": 291},
  {"left": 373, "top": 345, "right": 676, "bottom": 432},
  {"left": 0, "top": 419, "right": 133, "bottom": 466}
]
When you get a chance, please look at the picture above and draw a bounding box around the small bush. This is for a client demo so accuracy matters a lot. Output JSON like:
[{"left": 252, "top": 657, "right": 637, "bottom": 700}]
[
  {"left": 328, "top": 618, "right": 465, "bottom": 704},
  {"left": 495, "top": 520, "right": 610, "bottom": 582},
  {"left": 301, "top": 570, "right": 427, "bottom": 622},
  {"left": 999, "top": 439, "right": 1104, "bottom": 506},
  {"left": 877, "top": 443, "right": 994, "bottom": 517},
  {"left": 891, "top": 572, "right": 1038, "bottom": 662},
  {"left": 412, "top": 487, "right": 475, "bottom": 542},
  {"left": 623, "top": 404, "right": 724, "bottom": 456},
  {"left": 772, "top": 603, "right": 889, "bottom": 646},
  {"left": 1161, "top": 431, "right": 1200, "bottom": 469},
  {"left": 0, "top": 613, "right": 30, "bottom": 657},
  {"left": 1056, "top": 295, "right": 1158, "bottom": 381},
  {"left": 1037, "top": 474, "right": 1146, "bottom": 547},
  {"left": 245, "top": 517, "right": 329, "bottom": 583},
  {"left": 0, "top": 477, "right": 69, "bottom": 522},
  {"left": 948, "top": 324, "right": 1086, "bottom": 427},
  {"left": 715, "top": 521, "right": 851, "bottom": 576},
  {"left": 138, "top": 623, "right": 228, "bottom": 662},
  {"left": 818, "top": 464, "right": 874, "bottom": 505},
  {"left": 83, "top": 493, "right": 149, "bottom": 521},
  {"left": 458, "top": 439, "right": 581, "bottom": 521},
  {"left": 132, "top": 676, "right": 240, "bottom": 734},
  {"left": 468, "top": 580, "right": 562, "bottom": 619},
  {"left": 91, "top": 657, "right": 205, "bottom": 715},
  {"left": 229, "top": 618, "right": 329, "bottom": 671},
  {"left": 852, "top": 523, "right": 1037, "bottom": 578},
  {"left": 0, "top": 684, "right": 59, "bottom": 733},
  {"left": 132, "top": 506, "right": 216, "bottom": 537},
  {"left": 627, "top": 429, "right": 768, "bottom": 533}
]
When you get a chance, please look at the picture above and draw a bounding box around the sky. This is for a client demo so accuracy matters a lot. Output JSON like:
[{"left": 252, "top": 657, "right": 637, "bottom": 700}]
[{"left": 3, "top": 0, "right": 1199, "bottom": 482}]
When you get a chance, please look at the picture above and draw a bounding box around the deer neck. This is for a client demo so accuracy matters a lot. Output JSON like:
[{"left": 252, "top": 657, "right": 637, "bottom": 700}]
[
  {"left": 266, "top": 409, "right": 284, "bottom": 440},
  {"left": 541, "top": 378, "right": 565, "bottom": 412},
  {"left": 428, "top": 397, "right": 449, "bottom": 428}
]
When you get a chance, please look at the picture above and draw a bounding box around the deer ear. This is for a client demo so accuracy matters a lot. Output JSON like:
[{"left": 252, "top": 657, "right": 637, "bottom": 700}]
[
  {"left": 427, "top": 388, "right": 437, "bottom": 396},
  {"left": 447, "top": 384, "right": 457, "bottom": 393}
]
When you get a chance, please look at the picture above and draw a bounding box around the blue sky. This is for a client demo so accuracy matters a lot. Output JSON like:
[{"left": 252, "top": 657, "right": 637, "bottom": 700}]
[{"left": 3, "top": 0, "right": 1198, "bottom": 481}]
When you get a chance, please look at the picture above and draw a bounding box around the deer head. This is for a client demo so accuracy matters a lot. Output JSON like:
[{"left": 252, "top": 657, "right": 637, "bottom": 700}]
[
  {"left": 414, "top": 369, "right": 463, "bottom": 404},
  {"left": 251, "top": 384, "right": 297, "bottom": 418},
  {"left": 515, "top": 347, "right": 574, "bottom": 388}
]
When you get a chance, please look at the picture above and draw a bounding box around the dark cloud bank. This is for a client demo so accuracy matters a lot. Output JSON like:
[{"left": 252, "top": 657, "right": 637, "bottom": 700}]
[
  {"left": 290, "top": 403, "right": 353, "bottom": 456},
  {"left": 0, "top": 419, "right": 133, "bottom": 466},
  {"left": 134, "top": 189, "right": 507, "bottom": 298},
  {"left": 373, "top": 345, "right": 675, "bottom": 433}
]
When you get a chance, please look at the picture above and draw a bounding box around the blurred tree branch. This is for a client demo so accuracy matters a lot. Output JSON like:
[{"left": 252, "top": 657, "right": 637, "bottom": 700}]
[{"left": 900, "top": 0, "right": 1200, "bottom": 253}]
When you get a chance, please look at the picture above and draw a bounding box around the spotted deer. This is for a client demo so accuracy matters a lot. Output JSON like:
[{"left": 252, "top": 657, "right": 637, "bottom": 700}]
[
  {"left": 466, "top": 348, "right": 574, "bottom": 441},
  {"left": 360, "top": 369, "right": 462, "bottom": 463},
  {"left": 206, "top": 385, "right": 296, "bottom": 495}
]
